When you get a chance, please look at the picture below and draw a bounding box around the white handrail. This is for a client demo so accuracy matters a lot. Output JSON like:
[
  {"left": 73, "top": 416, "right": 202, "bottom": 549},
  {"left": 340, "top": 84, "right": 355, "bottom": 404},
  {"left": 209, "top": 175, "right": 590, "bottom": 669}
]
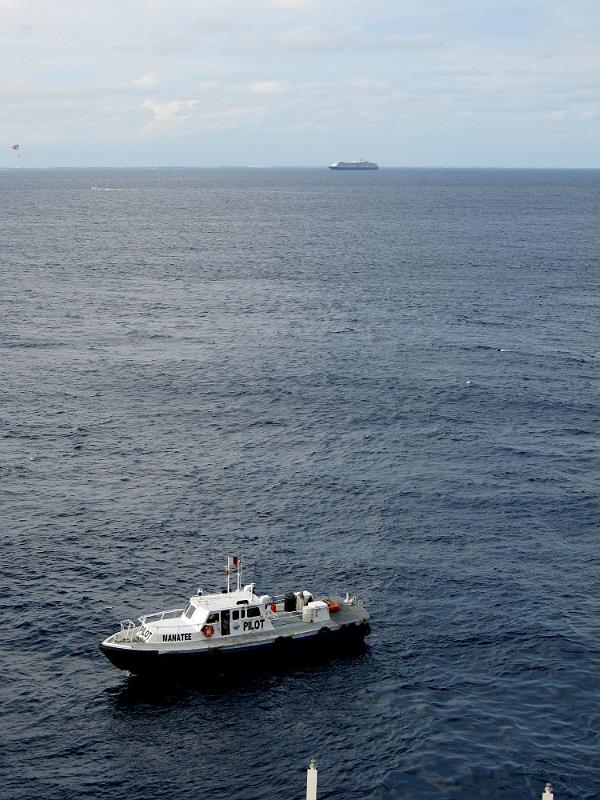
[
  {"left": 139, "top": 608, "right": 185, "bottom": 624},
  {"left": 119, "top": 619, "right": 137, "bottom": 642}
]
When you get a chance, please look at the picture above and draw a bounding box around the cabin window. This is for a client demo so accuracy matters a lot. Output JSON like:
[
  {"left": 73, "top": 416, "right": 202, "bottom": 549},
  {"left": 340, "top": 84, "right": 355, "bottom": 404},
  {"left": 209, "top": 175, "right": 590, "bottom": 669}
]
[
  {"left": 247, "top": 606, "right": 261, "bottom": 618},
  {"left": 221, "top": 609, "right": 231, "bottom": 635},
  {"left": 240, "top": 608, "right": 245, "bottom": 618},
  {"left": 236, "top": 600, "right": 249, "bottom": 605},
  {"left": 184, "top": 605, "right": 195, "bottom": 619},
  {"left": 206, "top": 612, "right": 219, "bottom": 624},
  {"left": 232, "top": 610, "right": 239, "bottom": 620}
]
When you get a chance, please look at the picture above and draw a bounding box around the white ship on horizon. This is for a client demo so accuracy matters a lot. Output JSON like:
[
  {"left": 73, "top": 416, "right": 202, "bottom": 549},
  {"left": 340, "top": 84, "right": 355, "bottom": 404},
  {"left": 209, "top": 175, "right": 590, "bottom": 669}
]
[{"left": 329, "top": 159, "right": 379, "bottom": 170}]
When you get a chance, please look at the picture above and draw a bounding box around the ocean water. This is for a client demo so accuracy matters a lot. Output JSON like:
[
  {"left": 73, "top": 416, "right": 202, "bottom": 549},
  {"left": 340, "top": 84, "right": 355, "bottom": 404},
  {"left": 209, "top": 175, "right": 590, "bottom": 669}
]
[{"left": 1, "top": 167, "right": 599, "bottom": 800}]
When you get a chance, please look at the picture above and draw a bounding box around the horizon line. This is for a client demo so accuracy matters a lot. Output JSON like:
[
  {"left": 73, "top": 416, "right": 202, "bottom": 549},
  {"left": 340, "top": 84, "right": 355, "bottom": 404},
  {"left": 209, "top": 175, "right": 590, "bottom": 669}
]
[{"left": 2, "top": 164, "right": 600, "bottom": 171}]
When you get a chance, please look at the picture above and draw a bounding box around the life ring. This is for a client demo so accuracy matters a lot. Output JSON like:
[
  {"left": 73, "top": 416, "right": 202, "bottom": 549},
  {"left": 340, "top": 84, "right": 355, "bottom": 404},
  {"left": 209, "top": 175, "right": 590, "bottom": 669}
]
[
  {"left": 201, "top": 624, "right": 215, "bottom": 639},
  {"left": 324, "top": 598, "right": 341, "bottom": 613}
]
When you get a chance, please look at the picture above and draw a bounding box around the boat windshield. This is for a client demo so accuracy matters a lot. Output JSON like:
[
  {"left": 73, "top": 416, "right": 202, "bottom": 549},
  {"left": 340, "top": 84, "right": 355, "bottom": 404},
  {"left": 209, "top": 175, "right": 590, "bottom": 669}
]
[{"left": 184, "top": 604, "right": 195, "bottom": 619}]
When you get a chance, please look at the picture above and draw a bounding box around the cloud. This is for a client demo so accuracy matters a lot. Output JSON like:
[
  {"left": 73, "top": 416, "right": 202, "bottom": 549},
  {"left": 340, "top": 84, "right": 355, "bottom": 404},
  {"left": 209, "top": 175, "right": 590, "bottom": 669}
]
[
  {"left": 34, "top": 55, "right": 82, "bottom": 68},
  {"left": 2, "top": 0, "right": 600, "bottom": 165},
  {"left": 140, "top": 95, "right": 271, "bottom": 135},
  {"left": 381, "top": 34, "right": 441, "bottom": 49},
  {"left": 278, "top": 25, "right": 360, "bottom": 52},
  {"left": 132, "top": 73, "right": 160, "bottom": 91},
  {"left": 516, "top": 108, "right": 569, "bottom": 122},
  {"left": 276, "top": 26, "right": 442, "bottom": 54},
  {"left": 268, "top": 0, "right": 319, "bottom": 7},
  {"left": 197, "top": 80, "right": 221, "bottom": 91},
  {"left": 151, "top": 33, "right": 199, "bottom": 55},
  {"left": 203, "top": 105, "right": 267, "bottom": 127},
  {"left": 577, "top": 108, "right": 598, "bottom": 122},
  {"left": 150, "top": 19, "right": 239, "bottom": 53},
  {"left": 348, "top": 79, "right": 389, "bottom": 92},
  {"left": 249, "top": 80, "right": 289, "bottom": 95},
  {"left": 107, "top": 42, "right": 141, "bottom": 53},
  {"left": 142, "top": 97, "right": 198, "bottom": 129},
  {"left": 0, "top": 74, "right": 160, "bottom": 101}
]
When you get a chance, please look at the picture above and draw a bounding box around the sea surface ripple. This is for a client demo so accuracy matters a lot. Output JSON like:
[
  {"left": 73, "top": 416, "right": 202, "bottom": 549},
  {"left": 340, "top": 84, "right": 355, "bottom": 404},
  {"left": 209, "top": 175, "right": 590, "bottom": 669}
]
[{"left": 1, "top": 167, "right": 599, "bottom": 800}]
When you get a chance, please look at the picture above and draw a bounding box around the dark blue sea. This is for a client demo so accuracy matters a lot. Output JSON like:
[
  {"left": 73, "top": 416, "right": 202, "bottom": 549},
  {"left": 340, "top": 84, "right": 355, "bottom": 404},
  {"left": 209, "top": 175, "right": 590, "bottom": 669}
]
[{"left": 1, "top": 167, "right": 599, "bottom": 800}]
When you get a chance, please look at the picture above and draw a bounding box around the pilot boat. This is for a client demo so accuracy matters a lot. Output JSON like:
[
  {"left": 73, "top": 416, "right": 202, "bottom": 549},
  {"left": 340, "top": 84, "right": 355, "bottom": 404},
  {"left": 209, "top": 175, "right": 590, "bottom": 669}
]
[{"left": 99, "top": 556, "right": 370, "bottom": 675}]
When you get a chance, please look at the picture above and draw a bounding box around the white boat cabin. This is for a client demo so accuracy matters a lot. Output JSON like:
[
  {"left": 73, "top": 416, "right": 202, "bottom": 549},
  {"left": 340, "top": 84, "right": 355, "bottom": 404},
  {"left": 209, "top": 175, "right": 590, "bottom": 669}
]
[{"left": 133, "top": 583, "right": 331, "bottom": 646}]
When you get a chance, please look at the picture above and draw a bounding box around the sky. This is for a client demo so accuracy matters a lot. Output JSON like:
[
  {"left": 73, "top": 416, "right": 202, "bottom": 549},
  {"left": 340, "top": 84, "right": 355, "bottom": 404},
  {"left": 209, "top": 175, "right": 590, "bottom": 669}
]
[{"left": 1, "top": 0, "right": 599, "bottom": 167}]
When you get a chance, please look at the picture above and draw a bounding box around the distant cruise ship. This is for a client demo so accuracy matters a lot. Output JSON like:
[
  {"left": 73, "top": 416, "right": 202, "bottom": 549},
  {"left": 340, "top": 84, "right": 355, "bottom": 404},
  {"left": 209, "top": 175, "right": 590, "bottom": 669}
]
[{"left": 329, "top": 159, "right": 379, "bottom": 170}]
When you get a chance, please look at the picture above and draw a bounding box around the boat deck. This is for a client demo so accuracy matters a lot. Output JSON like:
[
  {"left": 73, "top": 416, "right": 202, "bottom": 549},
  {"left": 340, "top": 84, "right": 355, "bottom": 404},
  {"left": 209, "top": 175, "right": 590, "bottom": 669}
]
[{"left": 104, "top": 598, "right": 367, "bottom": 651}]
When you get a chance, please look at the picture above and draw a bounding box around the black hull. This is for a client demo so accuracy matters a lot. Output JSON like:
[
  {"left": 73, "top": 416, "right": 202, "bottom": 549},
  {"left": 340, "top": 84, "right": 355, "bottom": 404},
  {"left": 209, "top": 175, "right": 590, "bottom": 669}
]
[{"left": 100, "top": 622, "right": 370, "bottom": 677}]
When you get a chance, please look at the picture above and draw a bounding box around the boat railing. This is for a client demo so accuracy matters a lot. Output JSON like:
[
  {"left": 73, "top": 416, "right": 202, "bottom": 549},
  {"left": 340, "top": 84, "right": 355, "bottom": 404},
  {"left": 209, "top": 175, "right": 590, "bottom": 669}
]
[
  {"left": 269, "top": 594, "right": 303, "bottom": 607},
  {"left": 267, "top": 594, "right": 321, "bottom": 620},
  {"left": 119, "top": 619, "right": 138, "bottom": 642},
  {"left": 139, "top": 608, "right": 185, "bottom": 624}
]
